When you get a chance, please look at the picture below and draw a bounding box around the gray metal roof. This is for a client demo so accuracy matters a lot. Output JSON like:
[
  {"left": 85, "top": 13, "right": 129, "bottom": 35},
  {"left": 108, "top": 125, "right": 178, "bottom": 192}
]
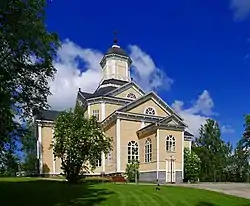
[
  {"left": 35, "top": 110, "right": 61, "bottom": 121},
  {"left": 105, "top": 46, "right": 129, "bottom": 57}
]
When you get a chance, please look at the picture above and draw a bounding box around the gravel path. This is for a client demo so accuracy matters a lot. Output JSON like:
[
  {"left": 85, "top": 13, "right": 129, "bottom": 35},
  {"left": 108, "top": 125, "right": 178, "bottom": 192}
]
[{"left": 174, "top": 182, "right": 250, "bottom": 199}]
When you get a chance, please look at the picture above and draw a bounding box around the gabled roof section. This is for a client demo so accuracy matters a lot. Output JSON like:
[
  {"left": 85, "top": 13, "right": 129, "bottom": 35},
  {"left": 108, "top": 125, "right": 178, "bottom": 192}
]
[
  {"left": 158, "top": 115, "right": 187, "bottom": 127},
  {"left": 106, "top": 81, "right": 145, "bottom": 97},
  {"left": 118, "top": 91, "right": 183, "bottom": 121},
  {"left": 184, "top": 131, "right": 194, "bottom": 140},
  {"left": 35, "top": 110, "right": 61, "bottom": 121}
]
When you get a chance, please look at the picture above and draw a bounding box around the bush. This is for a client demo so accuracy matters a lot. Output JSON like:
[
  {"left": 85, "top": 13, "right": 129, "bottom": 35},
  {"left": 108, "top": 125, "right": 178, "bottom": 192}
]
[
  {"left": 81, "top": 176, "right": 111, "bottom": 184},
  {"left": 125, "top": 161, "right": 140, "bottom": 182}
]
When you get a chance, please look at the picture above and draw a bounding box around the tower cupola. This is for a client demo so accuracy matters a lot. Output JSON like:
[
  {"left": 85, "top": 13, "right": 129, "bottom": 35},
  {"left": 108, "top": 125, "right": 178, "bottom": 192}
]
[{"left": 99, "top": 32, "right": 132, "bottom": 84}]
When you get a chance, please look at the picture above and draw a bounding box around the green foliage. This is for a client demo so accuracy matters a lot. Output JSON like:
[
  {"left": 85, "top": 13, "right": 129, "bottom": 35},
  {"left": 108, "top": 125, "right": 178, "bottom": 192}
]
[
  {"left": 81, "top": 176, "right": 112, "bottom": 184},
  {"left": 184, "top": 148, "right": 201, "bottom": 183},
  {"left": 125, "top": 160, "right": 139, "bottom": 182},
  {"left": 193, "top": 118, "right": 232, "bottom": 182},
  {"left": 21, "top": 120, "right": 37, "bottom": 173},
  {"left": 53, "top": 103, "right": 112, "bottom": 183},
  {"left": 0, "top": 0, "right": 60, "bottom": 164},
  {"left": 228, "top": 115, "right": 250, "bottom": 182}
]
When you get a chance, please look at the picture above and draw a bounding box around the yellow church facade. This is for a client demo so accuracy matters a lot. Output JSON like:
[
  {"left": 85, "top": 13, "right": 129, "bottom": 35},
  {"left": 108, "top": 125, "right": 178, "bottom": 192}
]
[{"left": 35, "top": 40, "right": 193, "bottom": 183}]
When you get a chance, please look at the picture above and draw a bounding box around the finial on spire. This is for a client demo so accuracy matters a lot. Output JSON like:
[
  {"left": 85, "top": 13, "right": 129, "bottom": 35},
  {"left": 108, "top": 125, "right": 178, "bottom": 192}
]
[{"left": 113, "top": 31, "right": 118, "bottom": 45}]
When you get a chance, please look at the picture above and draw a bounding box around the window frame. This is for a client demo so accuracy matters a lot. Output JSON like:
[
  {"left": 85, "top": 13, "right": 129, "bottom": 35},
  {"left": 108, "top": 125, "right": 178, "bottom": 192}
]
[
  {"left": 144, "top": 138, "right": 152, "bottom": 163},
  {"left": 128, "top": 141, "right": 139, "bottom": 163},
  {"left": 166, "top": 135, "right": 176, "bottom": 152}
]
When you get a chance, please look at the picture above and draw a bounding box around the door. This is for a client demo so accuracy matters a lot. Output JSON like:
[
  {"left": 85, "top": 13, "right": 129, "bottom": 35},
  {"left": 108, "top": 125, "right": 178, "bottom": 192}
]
[{"left": 166, "top": 159, "right": 175, "bottom": 183}]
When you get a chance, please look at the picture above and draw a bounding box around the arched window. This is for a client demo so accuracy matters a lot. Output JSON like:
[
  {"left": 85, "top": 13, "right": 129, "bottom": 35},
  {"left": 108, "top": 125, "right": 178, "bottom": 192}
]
[
  {"left": 127, "top": 93, "right": 136, "bottom": 99},
  {"left": 145, "top": 138, "right": 152, "bottom": 163},
  {"left": 145, "top": 107, "right": 156, "bottom": 115},
  {"left": 128, "top": 141, "right": 139, "bottom": 163},
  {"left": 166, "top": 135, "right": 176, "bottom": 152},
  {"left": 95, "top": 155, "right": 102, "bottom": 167}
]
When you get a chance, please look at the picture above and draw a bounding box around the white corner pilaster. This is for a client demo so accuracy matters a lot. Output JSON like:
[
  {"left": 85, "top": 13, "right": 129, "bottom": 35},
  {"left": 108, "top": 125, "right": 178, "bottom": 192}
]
[
  {"left": 87, "top": 103, "right": 90, "bottom": 117},
  {"left": 112, "top": 59, "right": 116, "bottom": 75},
  {"left": 101, "top": 102, "right": 105, "bottom": 121},
  {"left": 116, "top": 118, "right": 121, "bottom": 172},
  {"left": 52, "top": 128, "right": 56, "bottom": 174},
  {"left": 38, "top": 124, "right": 43, "bottom": 174},
  {"left": 181, "top": 131, "right": 184, "bottom": 180},
  {"left": 156, "top": 129, "right": 159, "bottom": 180},
  {"left": 101, "top": 102, "right": 106, "bottom": 172}
]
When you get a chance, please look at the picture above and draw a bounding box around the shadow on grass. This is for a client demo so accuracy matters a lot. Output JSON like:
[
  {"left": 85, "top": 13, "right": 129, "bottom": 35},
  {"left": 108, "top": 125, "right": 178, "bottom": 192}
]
[
  {"left": 0, "top": 179, "right": 113, "bottom": 206},
  {"left": 195, "top": 202, "right": 216, "bottom": 206}
]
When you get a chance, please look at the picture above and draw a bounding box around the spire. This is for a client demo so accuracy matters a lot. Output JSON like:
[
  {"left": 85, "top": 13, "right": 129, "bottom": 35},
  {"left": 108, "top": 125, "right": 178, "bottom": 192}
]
[
  {"left": 112, "top": 31, "right": 120, "bottom": 48},
  {"left": 113, "top": 31, "right": 118, "bottom": 45}
]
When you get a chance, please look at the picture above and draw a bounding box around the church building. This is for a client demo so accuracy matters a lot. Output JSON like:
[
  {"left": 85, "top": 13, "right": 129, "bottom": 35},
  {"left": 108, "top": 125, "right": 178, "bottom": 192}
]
[{"left": 35, "top": 38, "right": 194, "bottom": 183}]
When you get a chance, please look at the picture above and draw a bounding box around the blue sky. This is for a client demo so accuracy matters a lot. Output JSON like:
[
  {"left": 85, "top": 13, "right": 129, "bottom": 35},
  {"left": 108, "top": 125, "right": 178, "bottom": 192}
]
[{"left": 45, "top": 0, "right": 250, "bottom": 145}]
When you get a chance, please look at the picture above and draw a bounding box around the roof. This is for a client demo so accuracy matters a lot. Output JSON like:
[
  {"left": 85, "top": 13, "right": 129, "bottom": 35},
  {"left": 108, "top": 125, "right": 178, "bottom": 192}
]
[
  {"left": 105, "top": 46, "right": 129, "bottom": 57},
  {"left": 101, "top": 79, "right": 128, "bottom": 86},
  {"left": 184, "top": 131, "right": 194, "bottom": 137},
  {"left": 35, "top": 110, "right": 61, "bottom": 121},
  {"left": 79, "top": 79, "right": 129, "bottom": 99}
]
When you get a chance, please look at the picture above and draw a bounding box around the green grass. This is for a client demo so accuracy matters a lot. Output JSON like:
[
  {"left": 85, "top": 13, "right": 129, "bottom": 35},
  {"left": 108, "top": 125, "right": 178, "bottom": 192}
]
[{"left": 0, "top": 178, "right": 250, "bottom": 206}]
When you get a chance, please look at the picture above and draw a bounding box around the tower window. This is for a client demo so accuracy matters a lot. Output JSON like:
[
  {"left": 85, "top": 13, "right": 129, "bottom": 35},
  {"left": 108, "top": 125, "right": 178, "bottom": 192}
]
[
  {"left": 92, "top": 110, "right": 100, "bottom": 121},
  {"left": 127, "top": 93, "right": 136, "bottom": 99},
  {"left": 145, "top": 107, "right": 156, "bottom": 115}
]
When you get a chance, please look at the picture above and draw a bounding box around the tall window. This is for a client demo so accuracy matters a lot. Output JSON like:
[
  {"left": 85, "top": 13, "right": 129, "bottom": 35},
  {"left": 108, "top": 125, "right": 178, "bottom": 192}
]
[
  {"left": 127, "top": 93, "right": 136, "bottom": 99},
  {"left": 95, "top": 156, "right": 102, "bottom": 167},
  {"left": 107, "top": 150, "right": 112, "bottom": 165},
  {"left": 166, "top": 135, "right": 176, "bottom": 152},
  {"left": 92, "top": 109, "right": 100, "bottom": 121},
  {"left": 128, "top": 141, "right": 139, "bottom": 163},
  {"left": 145, "top": 107, "right": 156, "bottom": 115},
  {"left": 145, "top": 138, "right": 152, "bottom": 163}
]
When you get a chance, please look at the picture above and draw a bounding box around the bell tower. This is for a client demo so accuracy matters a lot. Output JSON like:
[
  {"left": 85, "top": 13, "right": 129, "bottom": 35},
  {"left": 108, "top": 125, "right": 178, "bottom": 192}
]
[{"left": 99, "top": 32, "right": 132, "bottom": 84}]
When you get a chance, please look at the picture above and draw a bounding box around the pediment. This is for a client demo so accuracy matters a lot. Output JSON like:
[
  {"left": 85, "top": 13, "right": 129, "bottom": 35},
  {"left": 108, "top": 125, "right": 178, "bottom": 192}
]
[
  {"left": 158, "top": 115, "right": 187, "bottom": 127},
  {"left": 118, "top": 92, "right": 183, "bottom": 120},
  {"left": 106, "top": 82, "right": 145, "bottom": 99}
]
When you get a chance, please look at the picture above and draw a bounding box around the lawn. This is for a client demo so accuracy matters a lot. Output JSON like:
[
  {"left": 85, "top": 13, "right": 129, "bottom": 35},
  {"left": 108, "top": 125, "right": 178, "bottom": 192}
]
[{"left": 0, "top": 178, "right": 250, "bottom": 206}]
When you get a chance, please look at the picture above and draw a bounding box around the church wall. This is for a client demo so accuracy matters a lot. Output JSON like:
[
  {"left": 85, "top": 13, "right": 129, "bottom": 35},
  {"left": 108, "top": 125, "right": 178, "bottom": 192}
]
[
  {"left": 104, "top": 122, "right": 116, "bottom": 173},
  {"left": 139, "top": 131, "right": 157, "bottom": 172},
  {"left": 41, "top": 125, "right": 53, "bottom": 173},
  {"left": 119, "top": 120, "right": 141, "bottom": 172},
  {"left": 159, "top": 129, "right": 183, "bottom": 171},
  {"left": 128, "top": 99, "right": 169, "bottom": 117},
  {"left": 184, "top": 139, "right": 191, "bottom": 150},
  {"left": 105, "top": 103, "right": 121, "bottom": 118},
  {"left": 115, "top": 86, "right": 142, "bottom": 99},
  {"left": 89, "top": 103, "right": 102, "bottom": 121}
]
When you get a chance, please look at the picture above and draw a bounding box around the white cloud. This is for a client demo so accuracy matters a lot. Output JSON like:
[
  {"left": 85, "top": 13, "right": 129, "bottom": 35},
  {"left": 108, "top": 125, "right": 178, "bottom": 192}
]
[
  {"left": 221, "top": 125, "right": 235, "bottom": 134},
  {"left": 48, "top": 39, "right": 103, "bottom": 111},
  {"left": 128, "top": 45, "right": 173, "bottom": 92},
  {"left": 172, "top": 90, "right": 214, "bottom": 137},
  {"left": 230, "top": 0, "right": 250, "bottom": 21},
  {"left": 48, "top": 40, "right": 171, "bottom": 110}
]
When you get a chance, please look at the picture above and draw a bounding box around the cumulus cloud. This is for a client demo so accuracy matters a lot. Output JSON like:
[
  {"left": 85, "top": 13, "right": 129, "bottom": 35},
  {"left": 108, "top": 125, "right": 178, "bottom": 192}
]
[
  {"left": 48, "top": 39, "right": 103, "bottom": 111},
  {"left": 48, "top": 39, "right": 171, "bottom": 110},
  {"left": 221, "top": 125, "right": 235, "bottom": 134},
  {"left": 230, "top": 0, "right": 250, "bottom": 21},
  {"left": 172, "top": 90, "right": 214, "bottom": 137},
  {"left": 128, "top": 45, "right": 173, "bottom": 92}
]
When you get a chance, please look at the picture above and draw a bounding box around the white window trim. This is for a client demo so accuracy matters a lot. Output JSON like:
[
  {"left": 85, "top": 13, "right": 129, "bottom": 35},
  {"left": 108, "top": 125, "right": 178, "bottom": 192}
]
[
  {"left": 144, "top": 139, "right": 152, "bottom": 163},
  {"left": 128, "top": 141, "right": 139, "bottom": 163},
  {"left": 166, "top": 135, "right": 176, "bottom": 152},
  {"left": 144, "top": 107, "right": 157, "bottom": 116}
]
